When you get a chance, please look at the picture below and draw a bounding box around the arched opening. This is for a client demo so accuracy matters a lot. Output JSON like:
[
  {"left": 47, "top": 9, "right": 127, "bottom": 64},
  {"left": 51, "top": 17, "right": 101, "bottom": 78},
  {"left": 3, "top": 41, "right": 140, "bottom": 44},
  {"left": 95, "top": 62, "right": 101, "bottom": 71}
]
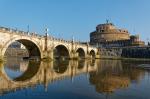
[
  {"left": 4, "top": 60, "right": 41, "bottom": 81},
  {"left": 90, "top": 50, "right": 96, "bottom": 59},
  {"left": 53, "top": 60, "right": 69, "bottom": 74},
  {"left": 4, "top": 39, "right": 41, "bottom": 60},
  {"left": 13, "top": 61, "right": 40, "bottom": 81},
  {"left": 53, "top": 45, "right": 70, "bottom": 60},
  {"left": 4, "top": 41, "right": 29, "bottom": 58},
  {"left": 76, "top": 48, "right": 85, "bottom": 59},
  {"left": 78, "top": 60, "right": 85, "bottom": 69}
]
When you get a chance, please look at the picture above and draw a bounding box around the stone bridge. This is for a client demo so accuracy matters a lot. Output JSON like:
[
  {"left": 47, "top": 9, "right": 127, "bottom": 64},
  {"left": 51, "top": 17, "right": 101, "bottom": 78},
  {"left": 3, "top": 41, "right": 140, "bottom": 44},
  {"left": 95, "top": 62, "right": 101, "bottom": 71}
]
[
  {"left": 0, "top": 27, "right": 99, "bottom": 60},
  {"left": 0, "top": 60, "right": 98, "bottom": 94}
]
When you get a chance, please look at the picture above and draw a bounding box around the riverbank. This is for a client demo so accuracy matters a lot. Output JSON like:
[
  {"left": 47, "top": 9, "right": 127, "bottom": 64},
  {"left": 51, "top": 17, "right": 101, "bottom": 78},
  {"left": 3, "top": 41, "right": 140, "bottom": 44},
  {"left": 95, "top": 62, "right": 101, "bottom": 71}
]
[{"left": 99, "top": 57, "right": 150, "bottom": 61}]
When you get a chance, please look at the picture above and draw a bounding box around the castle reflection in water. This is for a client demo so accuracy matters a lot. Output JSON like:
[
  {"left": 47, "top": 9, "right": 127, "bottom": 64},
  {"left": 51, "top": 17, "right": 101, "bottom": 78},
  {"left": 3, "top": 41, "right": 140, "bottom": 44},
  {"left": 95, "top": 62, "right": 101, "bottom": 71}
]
[{"left": 0, "top": 58, "right": 150, "bottom": 96}]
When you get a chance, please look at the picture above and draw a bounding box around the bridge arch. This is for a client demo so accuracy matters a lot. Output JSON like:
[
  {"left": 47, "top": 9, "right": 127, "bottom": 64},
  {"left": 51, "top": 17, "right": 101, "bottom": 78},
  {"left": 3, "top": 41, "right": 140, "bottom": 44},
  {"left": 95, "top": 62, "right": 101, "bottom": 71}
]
[
  {"left": 2, "top": 38, "right": 42, "bottom": 59},
  {"left": 53, "top": 60, "right": 69, "bottom": 74},
  {"left": 76, "top": 48, "right": 85, "bottom": 59},
  {"left": 13, "top": 61, "right": 41, "bottom": 81},
  {"left": 77, "top": 60, "right": 85, "bottom": 69},
  {"left": 90, "top": 50, "right": 96, "bottom": 59},
  {"left": 53, "top": 44, "right": 70, "bottom": 59},
  {"left": 1, "top": 61, "right": 41, "bottom": 84}
]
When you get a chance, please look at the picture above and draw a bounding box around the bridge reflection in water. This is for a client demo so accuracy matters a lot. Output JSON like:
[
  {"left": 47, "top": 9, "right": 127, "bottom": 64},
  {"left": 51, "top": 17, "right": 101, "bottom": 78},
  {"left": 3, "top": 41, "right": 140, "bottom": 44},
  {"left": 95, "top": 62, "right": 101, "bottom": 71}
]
[
  {"left": 0, "top": 58, "right": 97, "bottom": 94},
  {"left": 0, "top": 59, "right": 149, "bottom": 98}
]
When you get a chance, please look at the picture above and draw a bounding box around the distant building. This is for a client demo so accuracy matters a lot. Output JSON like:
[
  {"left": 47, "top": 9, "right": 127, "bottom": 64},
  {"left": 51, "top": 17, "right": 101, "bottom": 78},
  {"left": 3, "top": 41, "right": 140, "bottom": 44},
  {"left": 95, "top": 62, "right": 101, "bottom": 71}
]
[
  {"left": 90, "top": 21, "right": 145, "bottom": 47},
  {"left": 8, "top": 41, "right": 26, "bottom": 49},
  {"left": 8, "top": 42, "right": 21, "bottom": 48}
]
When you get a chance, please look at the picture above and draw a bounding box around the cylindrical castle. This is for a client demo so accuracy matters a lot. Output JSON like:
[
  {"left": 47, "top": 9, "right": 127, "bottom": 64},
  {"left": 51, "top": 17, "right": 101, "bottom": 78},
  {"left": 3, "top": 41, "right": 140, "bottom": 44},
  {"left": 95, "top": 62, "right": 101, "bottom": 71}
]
[{"left": 90, "top": 22, "right": 130, "bottom": 44}]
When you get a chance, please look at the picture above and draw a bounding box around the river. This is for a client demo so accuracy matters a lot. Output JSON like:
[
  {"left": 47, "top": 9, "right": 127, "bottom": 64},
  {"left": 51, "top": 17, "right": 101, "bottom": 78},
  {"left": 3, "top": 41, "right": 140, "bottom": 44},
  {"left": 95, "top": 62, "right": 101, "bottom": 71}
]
[{"left": 0, "top": 58, "right": 150, "bottom": 99}]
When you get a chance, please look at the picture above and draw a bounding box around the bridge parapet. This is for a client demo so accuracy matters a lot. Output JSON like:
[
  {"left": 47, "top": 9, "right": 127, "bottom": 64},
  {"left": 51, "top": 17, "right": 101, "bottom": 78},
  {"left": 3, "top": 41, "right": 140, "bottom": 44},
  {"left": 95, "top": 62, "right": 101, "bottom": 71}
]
[{"left": 0, "top": 26, "right": 45, "bottom": 38}]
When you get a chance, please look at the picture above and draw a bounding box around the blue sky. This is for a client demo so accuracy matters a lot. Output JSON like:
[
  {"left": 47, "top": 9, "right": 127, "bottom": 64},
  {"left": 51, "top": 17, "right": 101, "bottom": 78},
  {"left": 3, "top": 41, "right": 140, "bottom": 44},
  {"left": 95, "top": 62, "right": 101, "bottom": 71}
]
[{"left": 0, "top": 0, "right": 150, "bottom": 42}]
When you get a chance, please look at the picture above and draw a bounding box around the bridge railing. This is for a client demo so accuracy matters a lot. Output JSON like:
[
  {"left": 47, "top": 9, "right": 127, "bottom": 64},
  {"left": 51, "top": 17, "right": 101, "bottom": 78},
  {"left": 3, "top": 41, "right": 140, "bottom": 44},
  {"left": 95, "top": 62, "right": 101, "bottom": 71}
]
[
  {"left": 0, "top": 26, "right": 45, "bottom": 38},
  {"left": 48, "top": 36, "right": 72, "bottom": 43},
  {"left": 0, "top": 26, "right": 97, "bottom": 48},
  {"left": 48, "top": 36, "right": 96, "bottom": 48},
  {"left": 0, "top": 26, "right": 73, "bottom": 43}
]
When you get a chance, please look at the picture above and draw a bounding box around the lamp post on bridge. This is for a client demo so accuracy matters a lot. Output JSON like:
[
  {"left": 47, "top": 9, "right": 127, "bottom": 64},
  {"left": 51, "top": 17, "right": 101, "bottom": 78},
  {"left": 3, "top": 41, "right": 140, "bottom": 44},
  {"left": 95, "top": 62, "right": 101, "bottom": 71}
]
[
  {"left": 71, "top": 35, "right": 77, "bottom": 59},
  {"left": 43, "top": 28, "right": 53, "bottom": 60},
  {"left": 45, "top": 28, "right": 49, "bottom": 51},
  {"left": 86, "top": 41, "right": 90, "bottom": 59},
  {"left": 87, "top": 41, "right": 89, "bottom": 54}
]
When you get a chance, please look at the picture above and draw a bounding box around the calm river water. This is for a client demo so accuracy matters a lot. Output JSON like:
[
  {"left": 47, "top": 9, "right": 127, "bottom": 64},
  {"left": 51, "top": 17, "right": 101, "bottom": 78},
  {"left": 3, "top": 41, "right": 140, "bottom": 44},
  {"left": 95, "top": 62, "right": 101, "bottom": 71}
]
[{"left": 0, "top": 58, "right": 150, "bottom": 99}]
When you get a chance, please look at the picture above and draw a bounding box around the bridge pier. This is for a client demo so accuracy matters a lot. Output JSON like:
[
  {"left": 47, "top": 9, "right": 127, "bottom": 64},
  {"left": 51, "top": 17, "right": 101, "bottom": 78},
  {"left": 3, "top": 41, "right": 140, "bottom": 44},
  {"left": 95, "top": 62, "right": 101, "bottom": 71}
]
[
  {"left": 0, "top": 55, "right": 4, "bottom": 62},
  {"left": 70, "top": 52, "right": 97, "bottom": 60},
  {"left": 70, "top": 52, "right": 79, "bottom": 60},
  {"left": 42, "top": 50, "right": 53, "bottom": 61},
  {"left": 70, "top": 52, "right": 92, "bottom": 60}
]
